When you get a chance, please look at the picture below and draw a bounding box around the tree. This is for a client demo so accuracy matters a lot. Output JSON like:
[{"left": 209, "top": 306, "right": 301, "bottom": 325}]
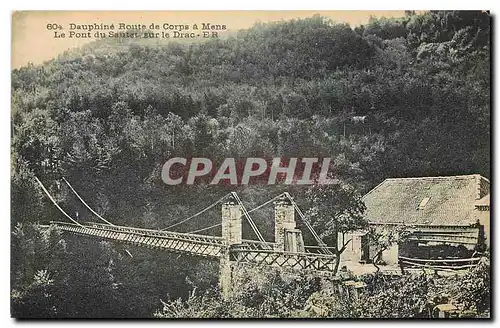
[
  {"left": 354, "top": 273, "right": 429, "bottom": 318},
  {"left": 11, "top": 269, "right": 58, "bottom": 318},
  {"left": 305, "top": 181, "right": 367, "bottom": 274},
  {"left": 11, "top": 223, "right": 68, "bottom": 318},
  {"left": 11, "top": 11, "right": 490, "bottom": 318},
  {"left": 447, "top": 256, "right": 490, "bottom": 314},
  {"left": 365, "top": 225, "right": 410, "bottom": 272},
  {"left": 154, "top": 266, "right": 322, "bottom": 318}
]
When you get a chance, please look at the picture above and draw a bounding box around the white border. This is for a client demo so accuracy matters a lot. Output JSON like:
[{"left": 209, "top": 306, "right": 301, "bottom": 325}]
[{"left": 3, "top": 1, "right": 498, "bottom": 327}]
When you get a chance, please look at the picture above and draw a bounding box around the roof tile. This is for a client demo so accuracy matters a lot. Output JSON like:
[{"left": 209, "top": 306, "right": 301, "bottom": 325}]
[{"left": 363, "top": 175, "right": 489, "bottom": 226}]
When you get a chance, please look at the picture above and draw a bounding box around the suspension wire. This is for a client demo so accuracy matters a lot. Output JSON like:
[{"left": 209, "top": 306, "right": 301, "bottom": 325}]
[
  {"left": 232, "top": 192, "right": 264, "bottom": 241},
  {"left": 62, "top": 177, "right": 115, "bottom": 226},
  {"left": 295, "top": 206, "right": 333, "bottom": 255},
  {"left": 294, "top": 205, "right": 331, "bottom": 253},
  {"left": 232, "top": 192, "right": 267, "bottom": 245},
  {"left": 34, "top": 176, "right": 84, "bottom": 227},
  {"left": 294, "top": 203, "right": 322, "bottom": 242},
  {"left": 245, "top": 193, "right": 285, "bottom": 215},
  {"left": 185, "top": 194, "right": 284, "bottom": 236},
  {"left": 284, "top": 192, "right": 333, "bottom": 255},
  {"left": 186, "top": 223, "right": 222, "bottom": 234},
  {"left": 285, "top": 193, "right": 322, "bottom": 242},
  {"left": 161, "top": 193, "right": 231, "bottom": 231}
]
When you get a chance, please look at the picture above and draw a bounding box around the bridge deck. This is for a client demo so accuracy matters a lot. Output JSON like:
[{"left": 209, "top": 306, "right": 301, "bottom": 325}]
[
  {"left": 50, "top": 221, "right": 337, "bottom": 272},
  {"left": 52, "top": 221, "right": 225, "bottom": 257}
]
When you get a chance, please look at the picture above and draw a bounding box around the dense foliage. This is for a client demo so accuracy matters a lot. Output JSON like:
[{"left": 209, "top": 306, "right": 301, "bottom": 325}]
[
  {"left": 11, "top": 11, "right": 490, "bottom": 317},
  {"left": 154, "top": 262, "right": 491, "bottom": 318},
  {"left": 306, "top": 182, "right": 367, "bottom": 274}
]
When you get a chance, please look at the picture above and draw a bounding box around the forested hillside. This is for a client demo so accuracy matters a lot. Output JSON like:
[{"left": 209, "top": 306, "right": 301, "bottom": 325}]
[{"left": 11, "top": 11, "right": 490, "bottom": 318}]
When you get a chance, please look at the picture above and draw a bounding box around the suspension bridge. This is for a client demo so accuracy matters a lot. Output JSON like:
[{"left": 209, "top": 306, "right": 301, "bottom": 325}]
[{"left": 35, "top": 177, "right": 337, "bottom": 298}]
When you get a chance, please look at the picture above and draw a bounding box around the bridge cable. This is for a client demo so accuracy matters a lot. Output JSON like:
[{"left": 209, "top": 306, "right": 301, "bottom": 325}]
[
  {"left": 34, "top": 176, "right": 84, "bottom": 228},
  {"left": 244, "top": 193, "right": 286, "bottom": 215},
  {"left": 161, "top": 193, "right": 231, "bottom": 231},
  {"left": 284, "top": 192, "right": 333, "bottom": 255},
  {"left": 293, "top": 203, "right": 331, "bottom": 254},
  {"left": 284, "top": 192, "right": 322, "bottom": 241},
  {"left": 294, "top": 203, "right": 322, "bottom": 242},
  {"left": 295, "top": 207, "right": 333, "bottom": 255},
  {"left": 232, "top": 192, "right": 268, "bottom": 245},
  {"left": 62, "top": 177, "right": 115, "bottom": 226},
  {"left": 187, "top": 223, "right": 222, "bottom": 234},
  {"left": 232, "top": 192, "right": 265, "bottom": 242},
  {"left": 185, "top": 194, "right": 284, "bottom": 235}
]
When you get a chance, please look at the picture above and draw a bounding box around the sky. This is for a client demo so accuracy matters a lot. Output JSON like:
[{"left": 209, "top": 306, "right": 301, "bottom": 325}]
[{"left": 11, "top": 10, "right": 407, "bottom": 68}]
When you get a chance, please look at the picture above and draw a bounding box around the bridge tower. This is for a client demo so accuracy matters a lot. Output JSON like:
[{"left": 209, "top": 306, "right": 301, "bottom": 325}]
[
  {"left": 220, "top": 194, "right": 243, "bottom": 299},
  {"left": 274, "top": 194, "right": 305, "bottom": 253}
]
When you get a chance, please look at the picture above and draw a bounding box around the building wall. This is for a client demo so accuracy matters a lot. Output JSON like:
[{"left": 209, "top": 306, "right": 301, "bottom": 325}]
[
  {"left": 478, "top": 176, "right": 490, "bottom": 199},
  {"left": 339, "top": 232, "right": 364, "bottom": 262},
  {"left": 339, "top": 227, "right": 399, "bottom": 264},
  {"left": 341, "top": 223, "right": 482, "bottom": 266},
  {"left": 477, "top": 208, "right": 490, "bottom": 249},
  {"left": 381, "top": 243, "right": 399, "bottom": 265}
]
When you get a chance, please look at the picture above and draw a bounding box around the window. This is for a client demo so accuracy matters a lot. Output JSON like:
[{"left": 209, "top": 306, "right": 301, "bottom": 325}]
[{"left": 418, "top": 197, "right": 430, "bottom": 210}]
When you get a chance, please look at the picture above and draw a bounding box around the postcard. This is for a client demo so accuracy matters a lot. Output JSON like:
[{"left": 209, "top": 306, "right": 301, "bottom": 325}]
[{"left": 11, "top": 10, "right": 491, "bottom": 319}]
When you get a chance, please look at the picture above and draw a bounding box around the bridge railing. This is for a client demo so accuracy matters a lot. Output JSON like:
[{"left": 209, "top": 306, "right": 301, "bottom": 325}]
[
  {"left": 230, "top": 248, "right": 337, "bottom": 271},
  {"left": 50, "top": 221, "right": 225, "bottom": 246},
  {"left": 52, "top": 221, "right": 290, "bottom": 249},
  {"left": 398, "top": 256, "right": 481, "bottom": 271},
  {"left": 234, "top": 240, "right": 276, "bottom": 251},
  {"left": 49, "top": 221, "right": 339, "bottom": 272}
]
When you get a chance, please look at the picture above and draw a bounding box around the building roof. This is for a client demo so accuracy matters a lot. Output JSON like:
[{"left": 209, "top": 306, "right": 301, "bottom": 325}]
[
  {"left": 363, "top": 175, "right": 490, "bottom": 226},
  {"left": 475, "top": 194, "right": 490, "bottom": 208}
]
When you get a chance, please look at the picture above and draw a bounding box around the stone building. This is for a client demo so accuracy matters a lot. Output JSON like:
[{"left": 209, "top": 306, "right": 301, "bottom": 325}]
[{"left": 341, "top": 174, "right": 490, "bottom": 267}]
